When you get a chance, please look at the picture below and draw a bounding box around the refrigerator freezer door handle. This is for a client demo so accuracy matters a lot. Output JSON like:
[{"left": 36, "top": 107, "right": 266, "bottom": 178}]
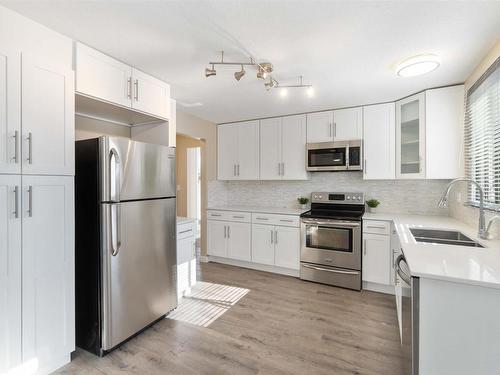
[
  {"left": 110, "top": 148, "right": 121, "bottom": 202},
  {"left": 110, "top": 203, "right": 122, "bottom": 256}
]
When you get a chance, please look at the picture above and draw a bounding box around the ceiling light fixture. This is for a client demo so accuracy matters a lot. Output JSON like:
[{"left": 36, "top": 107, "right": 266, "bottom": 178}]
[
  {"left": 396, "top": 54, "right": 440, "bottom": 77},
  {"left": 205, "top": 63, "right": 216, "bottom": 77},
  {"left": 277, "top": 75, "right": 313, "bottom": 96},
  {"left": 234, "top": 65, "right": 246, "bottom": 81},
  {"left": 257, "top": 62, "right": 273, "bottom": 80}
]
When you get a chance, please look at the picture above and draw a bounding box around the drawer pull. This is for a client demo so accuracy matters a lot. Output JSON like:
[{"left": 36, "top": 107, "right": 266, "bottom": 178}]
[
  {"left": 279, "top": 219, "right": 294, "bottom": 223},
  {"left": 302, "top": 264, "right": 359, "bottom": 275},
  {"left": 179, "top": 229, "right": 192, "bottom": 234},
  {"left": 366, "top": 225, "right": 386, "bottom": 230},
  {"left": 233, "top": 215, "right": 245, "bottom": 219},
  {"left": 256, "top": 217, "right": 268, "bottom": 220},
  {"left": 210, "top": 213, "right": 222, "bottom": 217}
]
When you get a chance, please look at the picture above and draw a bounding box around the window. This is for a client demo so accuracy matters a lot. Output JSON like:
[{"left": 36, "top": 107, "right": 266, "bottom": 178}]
[{"left": 465, "top": 57, "right": 500, "bottom": 209}]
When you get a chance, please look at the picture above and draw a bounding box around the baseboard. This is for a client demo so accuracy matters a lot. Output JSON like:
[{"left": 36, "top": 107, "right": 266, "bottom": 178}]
[
  {"left": 207, "top": 256, "right": 300, "bottom": 277},
  {"left": 363, "top": 281, "right": 395, "bottom": 295},
  {"left": 199, "top": 255, "right": 209, "bottom": 263}
]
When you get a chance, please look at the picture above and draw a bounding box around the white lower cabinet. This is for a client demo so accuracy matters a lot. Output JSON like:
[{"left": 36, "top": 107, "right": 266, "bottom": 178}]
[
  {"left": 362, "top": 219, "right": 393, "bottom": 292},
  {"left": 0, "top": 175, "right": 22, "bottom": 373},
  {"left": 208, "top": 210, "right": 300, "bottom": 274},
  {"left": 22, "top": 175, "right": 74, "bottom": 373},
  {"left": 0, "top": 175, "right": 74, "bottom": 375}
]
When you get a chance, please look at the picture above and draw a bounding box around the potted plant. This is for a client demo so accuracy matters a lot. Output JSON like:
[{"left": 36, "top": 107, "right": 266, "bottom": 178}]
[
  {"left": 297, "top": 196, "right": 310, "bottom": 210},
  {"left": 366, "top": 199, "right": 380, "bottom": 213}
]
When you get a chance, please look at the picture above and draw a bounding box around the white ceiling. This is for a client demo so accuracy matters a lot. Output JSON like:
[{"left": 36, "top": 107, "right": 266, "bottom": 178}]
[{"left": 2, "top": 1, "right": 500, "bottom": 123}]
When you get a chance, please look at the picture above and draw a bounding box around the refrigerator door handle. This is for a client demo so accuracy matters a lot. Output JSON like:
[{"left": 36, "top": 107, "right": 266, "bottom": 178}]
[
  {"left": 110, "top": 203, "right": 122, "bottom": 256},
  {"left": 109, "top": 148, "right": 121, "bottom": 202}
]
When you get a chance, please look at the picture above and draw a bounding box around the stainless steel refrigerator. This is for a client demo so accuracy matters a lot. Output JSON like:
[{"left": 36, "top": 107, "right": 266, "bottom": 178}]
[{"left": 74, "top": 136, "right": 177, "bottom": 356}]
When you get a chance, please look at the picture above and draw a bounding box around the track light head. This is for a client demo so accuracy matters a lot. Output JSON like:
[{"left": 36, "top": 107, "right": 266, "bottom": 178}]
[
  {"left": 257, "top": 62, "right": 273, "bottom": 80},
  {"left": 234, "top": 65, "right": 246, "bottom": 81},
  {"left": 264, "top": 78, "right": 277, "bottom": 91},
  {"left": 205, "top": 64, "right": 216, "bottom": 77}
]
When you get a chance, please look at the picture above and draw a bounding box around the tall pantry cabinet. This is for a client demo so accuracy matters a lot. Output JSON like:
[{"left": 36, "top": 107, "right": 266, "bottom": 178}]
[{"left": 0, "top": 6, "right": 75, "bottom": 375}]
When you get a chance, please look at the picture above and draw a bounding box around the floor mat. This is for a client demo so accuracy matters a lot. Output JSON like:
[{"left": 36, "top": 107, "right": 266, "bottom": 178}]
[{"left": 167, "top": 281, "right": 250, "bottom": 327}]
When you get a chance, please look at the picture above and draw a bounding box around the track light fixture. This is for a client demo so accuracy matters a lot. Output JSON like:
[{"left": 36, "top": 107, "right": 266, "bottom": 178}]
[
  {"left": 205, "top": 51, "right": 312, "bottom": 93},
  {"left": 234, "top": 65, "right": 246, "bottom": 81},
  {"left": 205, "top": 64, "right": 216, "bottom": 77}
]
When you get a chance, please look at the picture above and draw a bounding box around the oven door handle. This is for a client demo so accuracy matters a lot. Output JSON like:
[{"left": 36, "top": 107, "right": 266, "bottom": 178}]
[
  {"left": 396, "top": 254, "right": 411, "bottom": 284},
  {"left": 301, "top": 219, "right": 361, "bottom": 227},
  {"left": 302, "top": 264, "right": 360, "bottom": 275}
]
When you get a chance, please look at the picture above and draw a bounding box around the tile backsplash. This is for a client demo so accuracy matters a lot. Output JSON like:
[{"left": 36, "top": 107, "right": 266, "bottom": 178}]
[{"left": 208, "top": 172, "right": 451, "bottom": 216}]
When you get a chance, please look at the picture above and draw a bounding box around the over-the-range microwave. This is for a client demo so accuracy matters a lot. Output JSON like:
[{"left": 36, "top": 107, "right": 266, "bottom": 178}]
[{"left": 306, "top": 140, "right": 362, "bottom": 171}]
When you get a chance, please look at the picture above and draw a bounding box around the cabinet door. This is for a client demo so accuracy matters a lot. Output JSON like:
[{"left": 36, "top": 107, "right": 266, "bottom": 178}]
[
  {"left": 274, "top": 226, "right": 300, "bottom": 270},
  {"left": 177, "top": 236, "right": 194, "bottom": 297},
  {"left": 251, "top": 224, "right": 275, "bottom": 265},
  {"left": 22, "top": 175, "right": 74, "bottom": 370},
  {"left": 363, "top": 103, "right": 396, "bottom": 180},
  {"left": 236, "top": 120, "right": 259, "bottom": 180},
  {"left": 425, "top": 85, "right": 465, "bottom": 179},
  {"left": 217, "top": 124, "right": 237, "bottom": 180},
  {"left": 75, "top": 42, "right": 132, "bottom": 108},
  {"left": 306, "top": 111, "right": 333, "bottom": 143},
  {"left": 333, "top": 107, "right": 363, "bottom": 141},
  {"left": 396, "top": 92, "right": 425, "bottom": 179},
  {"left": 0, "top": 48, "right": 21, "bottom": 174},
  {"left": 362, "top": 233, "right": 391, "bottom": 285},
  {"left": 260, "top": 118, "right": 282, "bottom": 180},
  {"left": 207, "top": 220, "right": 227, "bottom": 257},
  {"left": 22, "top": 53, "right": 75, "bottom": 175},
  {"left": 282, "top": 115, "right": 308, "bottom": 180},
  {"left": 131, "top": 68, "right": 171, "bottom": 120},
  {"left": 227, "top": 222, "right": 251, "bottom": 261},
  {"left": 0, "top": 175, "right": 22, "bottom": 373}
]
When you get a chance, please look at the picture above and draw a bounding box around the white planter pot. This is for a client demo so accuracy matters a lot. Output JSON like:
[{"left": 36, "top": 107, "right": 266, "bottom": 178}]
[
  {"left": 300, "top": 204, "right": 308, "bottom": 210},
  {"left": 369, "top": 207, "right": 378, "bottom": 213}
]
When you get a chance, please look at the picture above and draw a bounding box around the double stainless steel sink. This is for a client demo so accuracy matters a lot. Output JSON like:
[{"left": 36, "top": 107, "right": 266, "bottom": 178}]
[{"left": 409, "top": 228, "right": 484, "bottom": 248}]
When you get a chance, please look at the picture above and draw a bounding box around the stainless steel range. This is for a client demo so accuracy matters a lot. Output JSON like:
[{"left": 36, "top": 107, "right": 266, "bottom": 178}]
[{"left": 300, "top": 192, "right": 364, "bottom": 290}]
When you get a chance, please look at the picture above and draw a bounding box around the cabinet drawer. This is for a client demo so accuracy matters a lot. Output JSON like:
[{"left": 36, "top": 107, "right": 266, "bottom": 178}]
[
  {"left": 207, "top": 210, "right": 251, "bottom": 222},
  {"left": 363, "top": 220, "right": 390, "bottom": 235},
  {"left": 177, "top": 221, "right": 196, "bottom": 240},
  {"left": 252, "top": 213, "right": 300, "bottom": 227}
]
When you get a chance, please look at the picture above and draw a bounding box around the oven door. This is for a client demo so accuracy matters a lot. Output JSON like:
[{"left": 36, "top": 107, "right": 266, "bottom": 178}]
[
  {"left": 300, "top": 218, "right": 361, "bottom": 270},
  {"left": 306, "top": 142, "right": 348, "bottom": 171}
]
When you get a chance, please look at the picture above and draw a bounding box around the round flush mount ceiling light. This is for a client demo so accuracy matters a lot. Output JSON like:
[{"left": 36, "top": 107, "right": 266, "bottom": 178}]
[{"left": 396, "top": 54, "right": 440, "bottom": 77}]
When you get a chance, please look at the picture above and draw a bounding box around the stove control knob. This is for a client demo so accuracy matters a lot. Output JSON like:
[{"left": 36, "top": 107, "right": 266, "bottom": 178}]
[
  {"left": 313, "top": 195, "right": 317, "bottom": 199},
  {"left": 347, "top": 196, "right": 351, "bottom": 200},
  {"left": 318, "top": 195, "right": 323, "bottom": 199},
  {"left": 358, "top": 196, "right": 362, "bottom": 200}
]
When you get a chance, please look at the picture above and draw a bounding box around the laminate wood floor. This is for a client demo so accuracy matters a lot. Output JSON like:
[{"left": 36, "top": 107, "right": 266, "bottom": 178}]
[{"left": 57, "top": 262, "right": 404, "bottom": 375}]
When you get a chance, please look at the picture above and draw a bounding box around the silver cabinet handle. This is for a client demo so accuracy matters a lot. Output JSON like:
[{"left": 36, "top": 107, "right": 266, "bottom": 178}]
[
  {"left": 13, "top": 186, "right": 19, "bottom": 218},
  {"left": 363, "top": 239, "right": 367, "bottom": 255},
  {"left": 232, "top": 215, "right": 245, "bottom": 219},
  {"left": 278, "top": 163, "right": 281, "bottom": 176},
  {"left": 270, "top": 229, "right": 273, "bottom": 244},
  {"left": 134, "top": 79, "right": 139, "bottom": 101},
  {"left": 26, "top": 132, "right": 32, "bottom": 164},
  {"left": 275, "top": 230, "right": 278, "bottom": 244},
  {"left": 227, "top": 225, "right": 230, "bottom": 238},
  {"left": 210, "top": 213, "right": 222, "bottom": 217},
  {"left": 334, "top": 122, "right": 337, "bottom": 137},
  {"left": 302, "top": 263, "right": 359, "bottom": 275},
  {"left": 179, "top": 229, "right": 192, "bottom": 235},
  {"left": 281, "top": 162, "right": 285, "bottom": 177},
  {"left": 127, "top": 77, "right": 132, "bottom": 99},
  {"left": 12, "top": 131, "right": 19, "bottom": 163},
  {"left": 237, "top": 164, "right": 240, "bottom": 176},
  {"left": 109, "top": 148, "right": 121, "bottom": 202},
  {"left": 256, "top": 217, "right": 269, "bottom": 221},
  {"left": 328, "top": 123, "right": 332, "bottom": 137},
  {"left": 26, "top": 186, "right": 33, "bottom": 217},
  {"left": 280, "top": 219, "right": 293, "bottom": 223},
  {"left": 366, "top": 225, "right": 386, "bottom": 230},
  {"left": 223, "top": 225, "right": 227, "bottom": 238},
  {"left": 110, "top": 203, "right": 121, "bottom": 256},
  {"left": 301, "top": 218, "right": 361, "bottom": 227},
  {"left": 364, "top": 159, "right": 367, "bottom": 174}
]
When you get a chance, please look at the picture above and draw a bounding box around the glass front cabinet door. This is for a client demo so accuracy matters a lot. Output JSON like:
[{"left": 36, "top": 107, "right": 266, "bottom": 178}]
[{"left": 396, "top": 92, "right": 426, "bottom": 179}]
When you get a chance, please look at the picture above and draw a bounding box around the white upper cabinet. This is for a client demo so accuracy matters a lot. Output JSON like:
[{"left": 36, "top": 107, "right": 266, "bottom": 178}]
[
  {"left": 307, "top": 111, "right": 334, "bottom": 143},
  {"left": 260, "top": 118, "right": 282, "bottom": 180},
  {"left": 425, "top": 85, "right": 465, "bottom": 179},
  {"left": 131, "top": 68, "right": 171, "bottom": 119},
  {"left": 21, "top": 53, "right": 75, "bottom": 176},
  {"left": 75, "top": 43, "right": 170, "bottom": 121},
  {"left": 0, "top": 175, "right": 22, "bottom": 374},
  {"left": 333, "top": 107, "right": 363, "bottom": 141},
  {"left": 217, "top": 124, "right": 238, "bottom": 180},
  {"left": 0, "top": 48, "right": 21, "bottom": 175},
  {"left": 260, "top": 115, "right": 308, "bottom": 181},
  {"left": 396, "top": 92, "right": 426, "bottom": 179},
  {"left": 75, "top": 42, "right": 132, "bottom": 107},
  {"left": 217, "top": 121, "right": 259, "bottom": 180},
  {"left": 22, "top": 176, "right": 75, "bottom": 372},
  {"left": 363, "top": 103, "right": 396, "bottom": 180},
  {"left": 282, "top": 115, "right": 308, "bottom": 180}
]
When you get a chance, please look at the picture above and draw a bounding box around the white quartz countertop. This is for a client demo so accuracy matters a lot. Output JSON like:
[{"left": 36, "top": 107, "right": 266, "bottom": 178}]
[
  {"left": 365, "top": 213, "right": 500, "bottom": 289},
  {"left": 177, "top": 216, "right": 197, "bottom": 225},
  {"left": 207, "top": 205, "right": 308, "bottom": 216}
]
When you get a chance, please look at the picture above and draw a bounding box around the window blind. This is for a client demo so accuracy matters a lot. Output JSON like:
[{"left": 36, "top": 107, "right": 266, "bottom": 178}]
[{"left": 465, "top": 57, "right": 500, "bottom": 209}]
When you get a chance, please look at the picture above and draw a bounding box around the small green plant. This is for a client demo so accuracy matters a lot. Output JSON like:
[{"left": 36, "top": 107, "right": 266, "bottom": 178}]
[
  {"left": 366, "top": 199, "right": 380, "bottom": 208},
  {"left": 297, "top": 197, "right": 309, "bottom": 205}
]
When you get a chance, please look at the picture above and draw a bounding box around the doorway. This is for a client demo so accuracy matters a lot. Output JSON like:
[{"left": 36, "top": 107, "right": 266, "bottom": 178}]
[{"left": 186, "top": 146, "right": 201, "bottom": 232}]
